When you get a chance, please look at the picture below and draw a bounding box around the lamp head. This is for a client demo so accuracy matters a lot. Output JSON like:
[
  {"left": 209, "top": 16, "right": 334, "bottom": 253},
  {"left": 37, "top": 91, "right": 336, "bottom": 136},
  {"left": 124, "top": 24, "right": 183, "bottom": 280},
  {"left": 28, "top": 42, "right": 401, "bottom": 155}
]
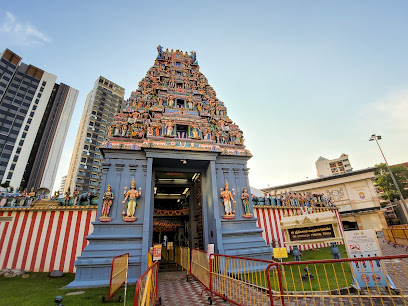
[
  {"left": 369, "top": 134, "right": 381, "bottom": 141},
  {"left": 55, "top": 296, "right": 63, "bottom": 304}
]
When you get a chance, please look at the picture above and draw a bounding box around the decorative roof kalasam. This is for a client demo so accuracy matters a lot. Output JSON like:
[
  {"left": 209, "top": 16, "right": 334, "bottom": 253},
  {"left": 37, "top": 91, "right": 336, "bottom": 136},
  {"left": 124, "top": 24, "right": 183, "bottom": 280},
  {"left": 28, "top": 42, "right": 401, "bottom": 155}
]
[{"left": 101, "top": 46, "right": 251, "bottom": 157}]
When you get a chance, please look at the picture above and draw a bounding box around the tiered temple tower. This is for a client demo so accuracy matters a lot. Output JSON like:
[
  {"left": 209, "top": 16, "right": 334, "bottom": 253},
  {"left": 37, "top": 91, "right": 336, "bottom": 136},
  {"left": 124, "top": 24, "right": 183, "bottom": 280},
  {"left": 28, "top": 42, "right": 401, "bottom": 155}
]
[{"left": 69, "top": 47, "right": 270, "bottom": 288}]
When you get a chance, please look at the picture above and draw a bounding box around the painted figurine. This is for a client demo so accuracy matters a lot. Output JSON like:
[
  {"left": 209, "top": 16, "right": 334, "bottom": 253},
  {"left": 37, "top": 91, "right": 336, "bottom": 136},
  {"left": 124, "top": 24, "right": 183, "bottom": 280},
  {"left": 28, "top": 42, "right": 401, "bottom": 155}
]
[
  {"left": 122, "top": 178, "right": 142, "bottom": 221},
  {"left": 241, "top": 187, "right": 252, "bottom": 218},
  {"left": 27, "top": 188, "right": 36, "bottom": 207},
  {"left": 122, "top": 186, "right": 128, "bottom": 215},
  {"left": 220, "top": 181, "right": 236, "bottom": 218},
  {"left": 100, "top": 185, "right": 114, "bottom": 222},
  {"left": 19, "top": 189, "right": 27, "bottom": 206},
  {"left": 64, "top": 188, "right": 71, "bottom": 206},
  {"left": 292, "top": 246, "right": 302, "bottom": 261},
  {"left": 330, "top": 242, "right": 341, "bottom": 259},
  {"left": 73, "top": 188, "right": 80, "bottom": 206}
]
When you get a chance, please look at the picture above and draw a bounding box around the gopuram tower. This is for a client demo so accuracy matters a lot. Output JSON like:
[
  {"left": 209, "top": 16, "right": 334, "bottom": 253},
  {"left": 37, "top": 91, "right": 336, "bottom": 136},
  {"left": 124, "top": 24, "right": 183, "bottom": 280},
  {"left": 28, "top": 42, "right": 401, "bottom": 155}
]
[{"left": 69, "top": 46, "right": 270, "bottom": 288}]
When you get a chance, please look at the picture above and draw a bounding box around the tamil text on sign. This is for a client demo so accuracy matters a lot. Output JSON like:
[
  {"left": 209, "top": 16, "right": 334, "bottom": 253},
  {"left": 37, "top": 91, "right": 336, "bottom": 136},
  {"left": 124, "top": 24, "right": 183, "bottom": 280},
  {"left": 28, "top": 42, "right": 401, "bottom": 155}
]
[{"left": 289, "top": 225, "right": 335, "bottom": 241}]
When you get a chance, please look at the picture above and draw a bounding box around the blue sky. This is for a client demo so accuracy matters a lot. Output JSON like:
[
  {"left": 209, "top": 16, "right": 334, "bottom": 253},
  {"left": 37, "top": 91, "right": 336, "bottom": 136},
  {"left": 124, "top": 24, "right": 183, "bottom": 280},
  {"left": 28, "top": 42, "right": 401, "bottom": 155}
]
[{"left": 1, "top": 1, "right": 407, "bottom": 191}]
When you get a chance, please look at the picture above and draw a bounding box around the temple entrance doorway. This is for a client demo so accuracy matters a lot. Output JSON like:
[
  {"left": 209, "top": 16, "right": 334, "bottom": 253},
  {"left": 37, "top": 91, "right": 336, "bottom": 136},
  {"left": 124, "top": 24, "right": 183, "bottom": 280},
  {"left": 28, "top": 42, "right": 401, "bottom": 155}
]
[{"left": 152, "top": 169, "right": 204, "bottom": 270}]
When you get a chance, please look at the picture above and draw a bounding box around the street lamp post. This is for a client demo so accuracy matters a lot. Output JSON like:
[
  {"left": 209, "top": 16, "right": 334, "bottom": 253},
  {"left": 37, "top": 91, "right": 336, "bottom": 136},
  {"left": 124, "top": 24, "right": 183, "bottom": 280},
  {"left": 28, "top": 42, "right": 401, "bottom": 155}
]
[{"left": 369, "top": 134, "right": 407, "bottom": 212}]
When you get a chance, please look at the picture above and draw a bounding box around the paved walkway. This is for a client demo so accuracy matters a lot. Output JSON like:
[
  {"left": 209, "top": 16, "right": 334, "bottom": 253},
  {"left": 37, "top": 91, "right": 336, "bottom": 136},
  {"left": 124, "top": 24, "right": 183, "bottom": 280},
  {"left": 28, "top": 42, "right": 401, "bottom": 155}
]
[
  {"left": 157, "top": 240, "right": 408, "bottom": 305},
  {"left": 158, "top": 271, "right": 231, "bottom": 306}
]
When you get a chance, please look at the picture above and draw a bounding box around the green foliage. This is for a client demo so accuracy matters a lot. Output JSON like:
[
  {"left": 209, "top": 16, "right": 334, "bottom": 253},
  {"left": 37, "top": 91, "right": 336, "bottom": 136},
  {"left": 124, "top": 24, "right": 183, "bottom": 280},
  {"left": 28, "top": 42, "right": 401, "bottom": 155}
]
[
  {"left": 0, "top": 181, "right": 10, "bottom": 188},
  {"left": 246, "top": 245, "right": 352, "bottom": 291},
  {"left": 0, "top": 273, "right": 135, "bottom": 305},
  {"left": 375, "top": 163, "right": 408, "bottom": 200}
]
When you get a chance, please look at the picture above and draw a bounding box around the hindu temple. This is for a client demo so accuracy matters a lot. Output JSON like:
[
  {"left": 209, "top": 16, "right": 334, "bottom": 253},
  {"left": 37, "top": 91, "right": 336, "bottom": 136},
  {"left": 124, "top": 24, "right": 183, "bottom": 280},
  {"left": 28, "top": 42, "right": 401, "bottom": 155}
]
[{"left": 68, "top": 46, "right": 270, "bottom": 288}]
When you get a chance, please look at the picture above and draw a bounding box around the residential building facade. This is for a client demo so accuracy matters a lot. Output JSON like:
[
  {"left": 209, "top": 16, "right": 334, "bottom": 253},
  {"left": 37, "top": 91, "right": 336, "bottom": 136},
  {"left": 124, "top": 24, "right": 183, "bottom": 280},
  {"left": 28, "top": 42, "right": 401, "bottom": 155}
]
[
  {"left": 315, "top": 153, "right": 353, "bottom": 178},
  {"left": 0, "top": 49, "right": 78, "bottom": 192},
  {"left": 65, "top": 76, "right": 124, "bottom": 195},
  {"left": 59, "top": 175, "right": 67, "bottom": 195}
]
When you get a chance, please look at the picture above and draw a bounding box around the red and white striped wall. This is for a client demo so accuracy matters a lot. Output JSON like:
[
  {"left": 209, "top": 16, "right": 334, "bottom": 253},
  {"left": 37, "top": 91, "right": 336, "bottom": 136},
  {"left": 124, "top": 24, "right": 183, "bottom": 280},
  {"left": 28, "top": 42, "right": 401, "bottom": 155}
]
[
  {"left": 0, "top": 208, "right": 97, "bottom": 273},
  {"left": 253, "top": 206, "right": 344, "bottom": 251}
]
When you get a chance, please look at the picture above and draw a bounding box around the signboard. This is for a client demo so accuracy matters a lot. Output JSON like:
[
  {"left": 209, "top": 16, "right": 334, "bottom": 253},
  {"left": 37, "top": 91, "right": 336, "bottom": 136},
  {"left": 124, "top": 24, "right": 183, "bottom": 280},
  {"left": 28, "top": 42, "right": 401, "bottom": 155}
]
[
  {"left": 289, "top": 224, "right": 335, "bottom": 241},
  {"left": 344, "top": 230, "right": 387, "bottom": 288},
  {"left": 207, "top": 244, "right": 214, "bottom": 258},
  {"left": 167, "top": 242, "right": 173, "bottom": 250},
  {"left": 273, "top": 248, "right": 288, "bottom": 259},
  {"left": 153, "top": 244, "right": 162, "bottom": 261}
]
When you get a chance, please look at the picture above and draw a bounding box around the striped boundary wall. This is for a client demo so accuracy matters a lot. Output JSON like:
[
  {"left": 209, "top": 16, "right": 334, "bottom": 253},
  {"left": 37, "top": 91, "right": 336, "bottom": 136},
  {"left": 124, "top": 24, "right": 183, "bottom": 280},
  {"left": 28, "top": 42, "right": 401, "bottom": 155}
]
[
  {"left": 253, "top": 206, "right": 344, "bottom": 251},
  {"left": 0, "top": 207, "right": 97, "bottom": 273},
  {"left": 0, "top": 205, "right": 343, "bottom": 273}
]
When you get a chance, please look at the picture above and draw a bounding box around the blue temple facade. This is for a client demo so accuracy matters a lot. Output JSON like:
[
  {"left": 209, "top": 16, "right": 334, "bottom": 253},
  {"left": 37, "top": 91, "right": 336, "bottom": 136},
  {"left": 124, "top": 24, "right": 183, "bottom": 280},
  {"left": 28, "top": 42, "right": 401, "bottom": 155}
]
[{"left": 68, "top": 47, "right": 270, "bottom": 288}]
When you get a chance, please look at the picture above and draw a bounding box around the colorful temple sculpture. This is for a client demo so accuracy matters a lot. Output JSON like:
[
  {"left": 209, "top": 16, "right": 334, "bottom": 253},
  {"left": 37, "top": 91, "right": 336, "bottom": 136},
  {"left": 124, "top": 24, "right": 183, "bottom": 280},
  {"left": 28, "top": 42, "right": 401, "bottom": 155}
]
[{"left": 68, "top": 47, "right": 270, "bottom": 288}]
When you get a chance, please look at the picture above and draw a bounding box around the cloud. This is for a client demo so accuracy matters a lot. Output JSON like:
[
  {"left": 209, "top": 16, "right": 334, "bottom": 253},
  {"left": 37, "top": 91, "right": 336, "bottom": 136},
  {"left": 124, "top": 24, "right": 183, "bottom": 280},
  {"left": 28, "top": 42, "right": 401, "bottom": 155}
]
[
  {"left": 372, "top": 89, "right": 408, "bottom": 131},
  {"left": 0, "top": 11, "right": 50, "bottom": 46}
]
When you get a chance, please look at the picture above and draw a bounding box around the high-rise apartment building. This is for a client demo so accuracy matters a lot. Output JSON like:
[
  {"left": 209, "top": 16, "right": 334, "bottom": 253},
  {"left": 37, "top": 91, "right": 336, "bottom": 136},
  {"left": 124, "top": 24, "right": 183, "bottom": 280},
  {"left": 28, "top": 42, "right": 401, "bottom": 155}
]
[
  {"left": 0, "top": 49, "right": 78, "bottom": 192},
  {"left": 65, "top": 76, "right": 124, "bottom": 195},
  {"left": 316, "top": 153, "right": 353, "bottom": 178},
  {"left": 59, "top": 175, "right": 67, "bottom": 195}
]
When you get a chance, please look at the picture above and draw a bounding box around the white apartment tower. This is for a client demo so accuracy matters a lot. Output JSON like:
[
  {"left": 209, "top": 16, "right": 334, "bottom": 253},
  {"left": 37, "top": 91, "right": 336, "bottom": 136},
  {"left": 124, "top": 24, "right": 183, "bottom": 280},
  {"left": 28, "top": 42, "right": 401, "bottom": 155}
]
[
  {"left": 65, "top": 77, "right": 124, "bottom": 195},
  {"left": 316, "top": 153, "right": 353, "bottom": 178}
]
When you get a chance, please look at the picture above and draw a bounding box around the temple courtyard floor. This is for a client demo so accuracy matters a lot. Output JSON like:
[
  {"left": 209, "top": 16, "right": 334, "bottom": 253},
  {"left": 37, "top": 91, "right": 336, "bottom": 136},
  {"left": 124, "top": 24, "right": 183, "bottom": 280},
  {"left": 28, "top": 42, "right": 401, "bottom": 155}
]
[{"left": 0, "top": 239, "right": 407, "bottom": 305}]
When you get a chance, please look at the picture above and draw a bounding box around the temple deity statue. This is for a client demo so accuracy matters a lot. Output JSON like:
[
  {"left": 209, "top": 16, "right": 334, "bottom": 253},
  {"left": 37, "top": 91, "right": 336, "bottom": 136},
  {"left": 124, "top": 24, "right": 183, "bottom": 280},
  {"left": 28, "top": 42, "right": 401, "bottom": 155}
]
[
  {"left": 241, "top": 187, "right": 252, "bottom": 218},
  {"left": 73, "top": 188, "right": 80, "bottom": 205},
  {"left": 191, "top": 122, "right": 199, "bottom": 139},
  {"left": 157, "top": 45, "right": 163, "bottom": 59},
  {"left": 27, "top": 188, "right": 36, "bottom": 207},
  {"left": 64, "top": 188, "right": 71, "bottom": 206},
  {"left": 167, "top": 94, "right": 175, "bottom": 107},
  {"left": 122, "top": 178, "right": 142, "bottom": 221},
  {"left": 166, "top": 120, "right": 174, "bottom": 136},
  {"left": 147, "top": 126, "right": 154, "bottom": 136},
  {"left": 100, "top": 185, "right": 114, "bottom": 222},
  {"left": 220, "top": 181, "right": 236, "bottom": 218},
  {"left": 19, "top": 189, "right": 27, "bottom": 206}
]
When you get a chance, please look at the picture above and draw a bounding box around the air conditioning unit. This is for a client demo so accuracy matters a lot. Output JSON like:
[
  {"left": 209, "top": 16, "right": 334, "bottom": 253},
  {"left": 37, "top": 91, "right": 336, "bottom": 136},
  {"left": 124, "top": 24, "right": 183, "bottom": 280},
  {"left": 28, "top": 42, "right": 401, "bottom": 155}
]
[
  {"left": 86, "top": 152, "right": 90, "bottom": 156},
  {"left": 84, "top": 166, "right": 87, "bottom": 169}
]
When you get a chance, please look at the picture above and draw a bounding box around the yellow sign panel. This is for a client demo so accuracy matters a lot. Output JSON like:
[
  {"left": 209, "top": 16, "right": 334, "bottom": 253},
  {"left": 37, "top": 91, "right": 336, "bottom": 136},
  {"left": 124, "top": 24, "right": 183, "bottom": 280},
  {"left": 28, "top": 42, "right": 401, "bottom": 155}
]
[{"left": 273, "top": 247, "right": 288, "bottom": 259}]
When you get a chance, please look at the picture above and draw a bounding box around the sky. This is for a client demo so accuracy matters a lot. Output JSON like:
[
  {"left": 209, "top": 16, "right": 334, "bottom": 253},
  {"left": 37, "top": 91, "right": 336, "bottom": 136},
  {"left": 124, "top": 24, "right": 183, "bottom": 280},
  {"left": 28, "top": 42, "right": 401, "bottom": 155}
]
[{"left": 1, "top": 1, "right": 407, "bottom": 192}]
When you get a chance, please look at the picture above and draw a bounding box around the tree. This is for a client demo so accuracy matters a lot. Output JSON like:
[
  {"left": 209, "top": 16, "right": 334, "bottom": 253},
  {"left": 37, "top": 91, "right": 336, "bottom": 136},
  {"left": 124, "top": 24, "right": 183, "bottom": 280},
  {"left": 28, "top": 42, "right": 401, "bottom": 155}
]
[
  {"left": 375, "top": 163, "right": 408, "bottom": 201},
  {"left": 0, "top": 181, "right": 10, "bottom": 189}
]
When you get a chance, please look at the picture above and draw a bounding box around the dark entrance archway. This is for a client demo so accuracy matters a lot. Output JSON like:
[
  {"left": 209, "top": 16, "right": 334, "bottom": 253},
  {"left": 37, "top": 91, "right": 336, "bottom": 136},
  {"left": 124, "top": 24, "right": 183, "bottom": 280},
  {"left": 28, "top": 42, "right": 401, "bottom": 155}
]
[{"left": 152, "top": 158, "right": 208, "bottom": 251}]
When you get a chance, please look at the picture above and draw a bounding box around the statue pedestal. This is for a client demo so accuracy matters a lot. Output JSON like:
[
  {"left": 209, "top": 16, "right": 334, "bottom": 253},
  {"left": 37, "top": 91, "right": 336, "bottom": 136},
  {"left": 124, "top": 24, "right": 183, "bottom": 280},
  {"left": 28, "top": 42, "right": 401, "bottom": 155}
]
[
  {"left": 99, "top": 217, "right": 112, "bottom": 222},
  {"left": 123, "top": 216, "right": 137, "bottom": 222},
  {"left": 222, "top": 215, "right": 235, "bottom": 220},
  {"left": 242, "top": 213, "right": 253, "bottom": 219}
]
